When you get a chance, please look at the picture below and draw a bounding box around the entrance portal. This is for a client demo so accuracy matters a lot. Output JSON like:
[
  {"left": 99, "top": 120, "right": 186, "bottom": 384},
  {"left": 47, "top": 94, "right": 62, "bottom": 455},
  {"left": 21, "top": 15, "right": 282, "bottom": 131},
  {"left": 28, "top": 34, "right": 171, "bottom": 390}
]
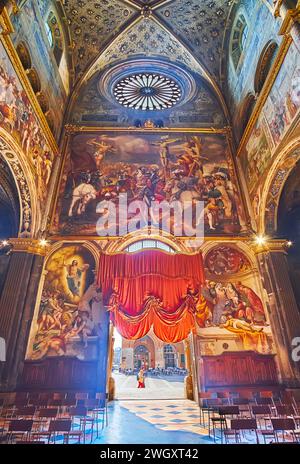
[
  {"left": 134, "top": 345, "right": 149, "bottom": 370},
  {"left": 113, "top": 331, "right": 188, "bottom": 400}
]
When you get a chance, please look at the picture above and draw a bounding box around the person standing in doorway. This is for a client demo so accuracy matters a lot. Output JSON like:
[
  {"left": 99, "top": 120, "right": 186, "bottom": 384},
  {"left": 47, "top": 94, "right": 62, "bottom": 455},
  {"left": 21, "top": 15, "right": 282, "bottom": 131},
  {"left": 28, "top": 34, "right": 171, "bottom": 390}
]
[{"left": 137, "top": 369, "right": 145, "bottom": 388}]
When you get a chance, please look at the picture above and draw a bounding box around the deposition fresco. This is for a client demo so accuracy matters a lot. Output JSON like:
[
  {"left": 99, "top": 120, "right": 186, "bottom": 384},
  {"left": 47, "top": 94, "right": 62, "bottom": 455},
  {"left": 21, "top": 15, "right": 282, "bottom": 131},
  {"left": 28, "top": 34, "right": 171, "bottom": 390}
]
[
  {"left": 240, "top": 37, "right": 300, "bottom": 197},
  {"left": 53, "top": 131, "right": 245, "bottom": 236},
  {"left": 28, "top": 245, "right": 102, "bottom": 360},
  {"left": 196, "top": 246, "right": 270, "bottom": 354},
  {"left": 0, "top": 42, "right": 55, "bottom": 203}
]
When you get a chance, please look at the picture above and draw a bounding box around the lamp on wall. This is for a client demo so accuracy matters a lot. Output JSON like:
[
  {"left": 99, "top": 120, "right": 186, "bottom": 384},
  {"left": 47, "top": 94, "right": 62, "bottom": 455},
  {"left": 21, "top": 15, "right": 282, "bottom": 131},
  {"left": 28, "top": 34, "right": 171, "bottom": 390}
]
[{"left": 254, "top": 235, "right": 267, "bottom": 246}]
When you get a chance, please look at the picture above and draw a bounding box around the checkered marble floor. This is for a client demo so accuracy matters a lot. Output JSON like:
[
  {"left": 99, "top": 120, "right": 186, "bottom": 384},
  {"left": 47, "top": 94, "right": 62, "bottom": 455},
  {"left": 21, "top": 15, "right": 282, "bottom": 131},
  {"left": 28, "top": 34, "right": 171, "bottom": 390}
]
[{"left": 119, "top": 399, "right": 209, "bottom": 436}]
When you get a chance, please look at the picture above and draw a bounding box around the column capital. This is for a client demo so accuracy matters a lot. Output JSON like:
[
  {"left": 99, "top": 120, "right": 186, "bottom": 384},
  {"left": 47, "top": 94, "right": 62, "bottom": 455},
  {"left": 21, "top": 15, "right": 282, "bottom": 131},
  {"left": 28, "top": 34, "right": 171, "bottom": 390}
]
[{"left": 8, "top": 238, "right": 50, "bottom": 256}]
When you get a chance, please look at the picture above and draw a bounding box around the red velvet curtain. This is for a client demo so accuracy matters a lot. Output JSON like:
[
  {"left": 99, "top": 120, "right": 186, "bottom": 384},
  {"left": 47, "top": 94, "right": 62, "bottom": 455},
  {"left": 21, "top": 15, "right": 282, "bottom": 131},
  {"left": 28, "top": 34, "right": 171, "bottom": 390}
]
[{"left": 98, "top": 251, "right": 205, "bottom": 342}]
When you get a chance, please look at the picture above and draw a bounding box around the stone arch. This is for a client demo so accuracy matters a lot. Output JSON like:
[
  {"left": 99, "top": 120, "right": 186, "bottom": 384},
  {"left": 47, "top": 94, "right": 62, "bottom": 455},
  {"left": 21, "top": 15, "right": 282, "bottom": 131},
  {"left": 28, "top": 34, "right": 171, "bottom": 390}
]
[{"left": 0, "top": 128, "right": 39, "bottom": 237}]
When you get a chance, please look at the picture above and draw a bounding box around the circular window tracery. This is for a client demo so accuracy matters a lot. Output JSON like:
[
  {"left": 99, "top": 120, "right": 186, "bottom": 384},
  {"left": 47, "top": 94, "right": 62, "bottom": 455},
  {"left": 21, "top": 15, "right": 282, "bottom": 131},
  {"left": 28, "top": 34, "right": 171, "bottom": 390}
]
[{"left": 113, "top": 73, "right": 182, "bottom": 110}]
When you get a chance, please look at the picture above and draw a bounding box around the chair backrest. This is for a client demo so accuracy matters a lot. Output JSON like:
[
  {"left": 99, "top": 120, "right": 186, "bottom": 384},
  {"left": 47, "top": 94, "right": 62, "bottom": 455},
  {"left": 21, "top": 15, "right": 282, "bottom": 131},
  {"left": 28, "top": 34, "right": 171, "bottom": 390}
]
[
  {"left": 271, "top": 418, "right": 295, "bottom": 431},
  {"left": 30, "top": 398, "right": 48, "bottom": 408},
  {"left": 198, "top": 392, "right": 212, "bottom": 400},
  {"left": 217, "top": 392, "right": 230, "bottom": 399},
  {"left": 206, "top": 398, "right": 222, "bottom": 407},
  {"left": 38, "top": 408, "right": 58, "bottom": 418},
  {"left": 16, "top": 407, "right": 36, "bottom": 417},
  {"left": 275, "top": 404, "right": 294, "bottom": 417},
  {"left": 53, "top": 393, "right": 65, "bottom": 400},
  {"left": 237, "top": 390, "right": 254, "bottom": 400},
  {"left": 62, "top": 398, "right": 76, "bottom": 407},
  {"left": 9, "top": 420, "right": 33, "bottom": 432},
  {"left": 69, "top": 406, "right": 88, "bottom": 417},
  {"left": 84, "top": 399, "right": 99, "bottom": 408},
  {"left": 230, "top": 419, "right": 257, "bottom": 430},
  {"left": 49, "top": 419, "right": 72, "bottom": 432},
  {"left": 48, "top": 399, "right": 62, "bottom": 407},
  {"left": 251, "top": 405, "right": 271, "bottom": 416},
  {"left": 259, "top": 391, "right": 273, "bottom": 398},
  {"left": 219, "top": 406, "right": 240, "bottom": 416},
  {"left": 256, "top": 397, "right": 273, "bottom": 405},
  {"left": 232, "top": 398, "right": 250, "bottom": 406},
  {"left": 75, "top": 392, "right": 89, "bottom": 400}
]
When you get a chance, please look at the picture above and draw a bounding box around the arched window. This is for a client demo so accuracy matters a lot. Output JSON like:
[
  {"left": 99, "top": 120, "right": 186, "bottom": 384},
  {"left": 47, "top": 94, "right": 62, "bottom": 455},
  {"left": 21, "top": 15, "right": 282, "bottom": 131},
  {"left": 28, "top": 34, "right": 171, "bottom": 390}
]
[
  {"left": 45, "top": 21, "right": 54, "bottom": 47},
  {"left": 45, "top": 12, "right": 63, "bottom": 67},
  {"left": 125, "top": 239, "right": 175, "bottom": 253},
  {"left": 231, "top": 14, "right": 249, "bottom": 69}
]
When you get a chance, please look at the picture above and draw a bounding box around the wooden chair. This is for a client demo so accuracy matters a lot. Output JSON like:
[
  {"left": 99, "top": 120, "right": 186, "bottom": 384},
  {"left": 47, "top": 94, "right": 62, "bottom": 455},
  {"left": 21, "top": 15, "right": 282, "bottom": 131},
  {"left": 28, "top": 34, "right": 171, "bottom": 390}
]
[
  {"left": 14, "top": 406, "right": 36, "bottom": 419},
  {"left": 68, "top": 406, "right": 95, "bottom": 443},
  {"left": 224, "top": 418, "right": 259, "bottom": 444},
  {"left": 33, "top": 419, "right": 82, "bottom": 444},
  {"left": 261, "top": 418, "right": 299, "bottom": 443},
  {"left": 7, "top": 419, "right": 34, "bottom": 443},
  {"left": 211, "top": 406, "right": 240, "bottom": 443},
  {"left": 251, "top": 405, "right": 272, "bottom": 429},
  {"left": 95, "top": 393, "right": 109, "bottom": 429}
]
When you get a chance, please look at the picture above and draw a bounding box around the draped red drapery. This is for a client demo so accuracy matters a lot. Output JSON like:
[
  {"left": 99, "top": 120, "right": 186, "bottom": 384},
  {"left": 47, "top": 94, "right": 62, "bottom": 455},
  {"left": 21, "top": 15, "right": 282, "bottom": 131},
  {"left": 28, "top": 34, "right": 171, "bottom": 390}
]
[{"left": 97, "top": 251, "right": 205, "bottom": 343}]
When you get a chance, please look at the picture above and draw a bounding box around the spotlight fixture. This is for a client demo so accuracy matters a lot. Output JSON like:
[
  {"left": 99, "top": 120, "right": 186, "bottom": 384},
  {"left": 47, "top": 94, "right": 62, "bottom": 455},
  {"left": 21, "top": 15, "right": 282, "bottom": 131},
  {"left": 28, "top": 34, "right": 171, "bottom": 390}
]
[
  {"left": 254, "top": 235, "right": 267, "bottom": 246},
  {"left": 286, "top": 240, "right": 293, "bottom": 247},
  {"left": 1, "top": 240, "right": 9, "bottom": 247}
]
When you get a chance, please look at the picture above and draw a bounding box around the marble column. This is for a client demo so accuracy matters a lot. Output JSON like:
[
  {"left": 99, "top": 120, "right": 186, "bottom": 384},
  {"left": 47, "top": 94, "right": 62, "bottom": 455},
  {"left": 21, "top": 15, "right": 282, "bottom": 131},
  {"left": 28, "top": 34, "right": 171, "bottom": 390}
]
[
  {"left": 255, "top": 241, "right": 300, "bottom": 387},
  {"left": 0, "top": 239, "right": 46, "bottom": 391}
]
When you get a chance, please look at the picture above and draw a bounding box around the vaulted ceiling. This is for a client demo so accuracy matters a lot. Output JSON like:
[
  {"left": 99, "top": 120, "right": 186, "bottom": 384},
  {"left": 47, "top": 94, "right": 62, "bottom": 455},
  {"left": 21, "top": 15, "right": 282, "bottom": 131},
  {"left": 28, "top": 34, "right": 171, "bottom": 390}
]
[{"left": 62, "top": 0, "right": 235, "bottom": 87}]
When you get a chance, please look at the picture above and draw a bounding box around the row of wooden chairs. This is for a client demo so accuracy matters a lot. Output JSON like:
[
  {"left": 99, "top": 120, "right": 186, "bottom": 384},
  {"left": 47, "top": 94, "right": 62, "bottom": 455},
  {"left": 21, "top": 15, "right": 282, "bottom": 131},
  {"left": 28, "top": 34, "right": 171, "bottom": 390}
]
[
  {"left": 224, "top": 417, "right": 300, "bottom": 444},
  {"left": 0, "top": 393, "right": 109, "bottom": 444}
]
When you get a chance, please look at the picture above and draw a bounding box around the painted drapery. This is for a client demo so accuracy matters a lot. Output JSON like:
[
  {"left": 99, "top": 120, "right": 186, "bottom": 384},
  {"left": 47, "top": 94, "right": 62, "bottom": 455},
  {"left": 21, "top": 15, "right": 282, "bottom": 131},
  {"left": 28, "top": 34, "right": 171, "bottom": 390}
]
[{"left": 98, "top": 251, "right": 205, "bottom": 342}]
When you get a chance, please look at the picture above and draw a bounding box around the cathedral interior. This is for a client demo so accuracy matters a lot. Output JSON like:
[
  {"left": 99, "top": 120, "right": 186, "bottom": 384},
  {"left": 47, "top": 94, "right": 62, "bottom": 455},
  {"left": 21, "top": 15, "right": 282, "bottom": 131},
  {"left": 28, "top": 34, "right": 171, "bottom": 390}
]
[{"left": 0, "top": 0, "right": 300, "bottom": 446}]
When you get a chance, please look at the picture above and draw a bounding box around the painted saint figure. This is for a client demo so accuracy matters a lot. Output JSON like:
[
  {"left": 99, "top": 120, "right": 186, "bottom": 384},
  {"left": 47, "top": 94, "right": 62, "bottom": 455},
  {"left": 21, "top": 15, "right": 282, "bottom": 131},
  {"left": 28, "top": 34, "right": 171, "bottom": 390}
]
[{"left": 64, "top": 260, "right": 89, "bottom": 297}]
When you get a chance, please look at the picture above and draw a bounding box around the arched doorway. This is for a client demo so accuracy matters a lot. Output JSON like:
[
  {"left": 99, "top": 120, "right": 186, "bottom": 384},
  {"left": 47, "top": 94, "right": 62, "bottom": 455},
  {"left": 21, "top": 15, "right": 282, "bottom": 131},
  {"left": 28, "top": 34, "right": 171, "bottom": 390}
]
[
  {"left": 107, "top": 239, "right": 198, "bottom": 401},
  {"left": 134, "top": 345, "right": 149, "bottom": 370}
]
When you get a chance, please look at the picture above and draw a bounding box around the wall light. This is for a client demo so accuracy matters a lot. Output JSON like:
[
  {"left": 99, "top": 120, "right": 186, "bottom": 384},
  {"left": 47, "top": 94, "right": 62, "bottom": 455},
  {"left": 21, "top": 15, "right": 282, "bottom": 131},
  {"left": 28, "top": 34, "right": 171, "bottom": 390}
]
[
  {"left": 286, "top": 241, "right": 293, "bottom": 248},
  {"left": 39, "top": 239, "right": 48, "bottom": 247},
  {"left": 254, "top": 235, "right": 267, "bottom": 246}
]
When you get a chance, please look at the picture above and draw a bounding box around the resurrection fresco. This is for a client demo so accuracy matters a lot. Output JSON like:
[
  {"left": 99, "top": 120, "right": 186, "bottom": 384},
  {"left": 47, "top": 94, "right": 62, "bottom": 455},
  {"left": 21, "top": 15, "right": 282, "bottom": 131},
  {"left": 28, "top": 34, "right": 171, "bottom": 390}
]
[
  {"left": 27, "top": 245, "right": 102, "bottom": 360},
  {"left": 52, "top": 131, "right": 245, "bottom": 237},
  {"left": 0, "top": 41, "right": 55, "bottom": 202}
]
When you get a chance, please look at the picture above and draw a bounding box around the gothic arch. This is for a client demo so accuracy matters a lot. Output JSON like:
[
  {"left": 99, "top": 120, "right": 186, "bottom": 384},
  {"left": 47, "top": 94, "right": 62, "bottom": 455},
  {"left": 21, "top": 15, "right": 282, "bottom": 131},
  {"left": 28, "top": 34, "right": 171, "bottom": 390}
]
[{"left": 0, "top": 128, "right": 39, "bottom": 237}]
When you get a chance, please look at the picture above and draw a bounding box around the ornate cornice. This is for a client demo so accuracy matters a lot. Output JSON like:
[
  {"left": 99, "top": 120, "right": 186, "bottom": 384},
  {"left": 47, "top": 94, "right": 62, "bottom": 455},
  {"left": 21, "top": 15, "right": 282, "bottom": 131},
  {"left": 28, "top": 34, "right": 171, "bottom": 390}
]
[{"left": 8, "top": 238, "right": 51, "bottom": 256}]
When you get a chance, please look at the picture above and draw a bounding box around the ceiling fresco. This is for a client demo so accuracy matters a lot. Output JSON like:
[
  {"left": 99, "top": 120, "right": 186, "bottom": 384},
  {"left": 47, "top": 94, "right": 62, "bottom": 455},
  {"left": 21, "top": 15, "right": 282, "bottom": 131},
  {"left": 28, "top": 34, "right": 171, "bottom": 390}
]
[
  {"left": 156, "top": 0, "right": 233, "bottom": 80},
  {"left": 62, "top": 0, "right": 139, "bottom": 76},
  {"left": 61, "top": 0, "right": 235, "bottom": 84}
]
